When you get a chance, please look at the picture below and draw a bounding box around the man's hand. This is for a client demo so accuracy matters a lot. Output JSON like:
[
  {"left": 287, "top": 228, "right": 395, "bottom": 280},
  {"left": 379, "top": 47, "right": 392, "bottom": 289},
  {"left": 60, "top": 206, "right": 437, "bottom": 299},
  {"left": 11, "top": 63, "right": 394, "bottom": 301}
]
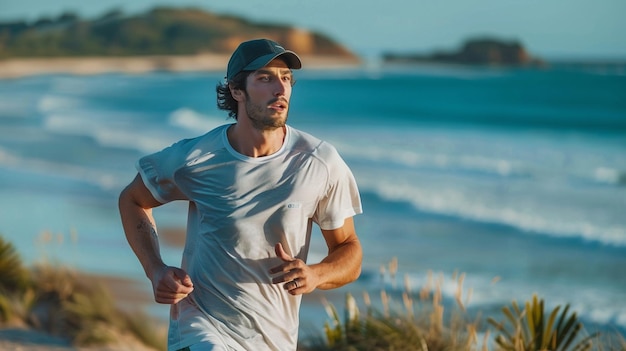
[
  {"left": 270, "top": 243, "right": 320, "bottom": 295},
  {"left": 150, "top": 266, "right": 194, "bottom": 304}
]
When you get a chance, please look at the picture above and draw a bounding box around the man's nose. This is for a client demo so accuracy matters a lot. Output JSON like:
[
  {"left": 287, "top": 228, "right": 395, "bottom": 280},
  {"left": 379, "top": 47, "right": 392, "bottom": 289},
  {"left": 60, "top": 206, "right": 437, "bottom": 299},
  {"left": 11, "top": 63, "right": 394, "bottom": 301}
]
[{"left": 274, "top": 79, "right": 288, "bottom": 96}]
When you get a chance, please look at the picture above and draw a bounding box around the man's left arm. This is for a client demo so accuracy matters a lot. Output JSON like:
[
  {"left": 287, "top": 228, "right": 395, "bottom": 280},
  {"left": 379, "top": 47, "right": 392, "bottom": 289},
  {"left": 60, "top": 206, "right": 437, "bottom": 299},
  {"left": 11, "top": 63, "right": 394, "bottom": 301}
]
[{"left": 271, "top": 217, "right": 362, "bottom": 295}]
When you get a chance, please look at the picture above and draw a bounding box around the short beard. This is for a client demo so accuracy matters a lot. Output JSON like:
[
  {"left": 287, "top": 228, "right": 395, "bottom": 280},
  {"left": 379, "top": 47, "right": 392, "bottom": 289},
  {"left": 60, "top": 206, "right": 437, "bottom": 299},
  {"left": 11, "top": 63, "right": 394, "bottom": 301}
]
[{"left": 244, "top": 94, "right": 288, "bottom": 131}]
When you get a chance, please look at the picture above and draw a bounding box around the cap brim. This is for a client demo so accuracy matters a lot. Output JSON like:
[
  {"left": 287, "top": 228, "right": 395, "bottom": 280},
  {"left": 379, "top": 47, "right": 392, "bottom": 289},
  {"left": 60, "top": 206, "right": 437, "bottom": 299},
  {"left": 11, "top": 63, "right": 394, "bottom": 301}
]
[{"left": 242, "top": 51, "right": 302, "bottom": 71}]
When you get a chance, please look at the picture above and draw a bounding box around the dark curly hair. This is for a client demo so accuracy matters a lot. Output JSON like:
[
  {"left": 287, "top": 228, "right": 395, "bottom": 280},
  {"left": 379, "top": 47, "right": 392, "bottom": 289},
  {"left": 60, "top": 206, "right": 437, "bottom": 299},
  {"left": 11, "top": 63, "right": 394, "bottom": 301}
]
[
  {"left": 216, "top": 67, "right": 297, "bottom": 120},
  {"left": 216, "top": 71, "right": 250, "bottom": 120}
]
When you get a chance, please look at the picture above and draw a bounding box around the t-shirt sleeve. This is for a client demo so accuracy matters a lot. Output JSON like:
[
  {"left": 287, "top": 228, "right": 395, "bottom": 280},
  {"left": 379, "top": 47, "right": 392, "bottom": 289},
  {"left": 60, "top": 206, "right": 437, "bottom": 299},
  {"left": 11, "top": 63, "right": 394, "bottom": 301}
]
[
  {"left": 313, "top": 146, "right": 362, "bottom": 230},
  {"left": 136, "top": 141, "right": 189, "bottom": 204}
]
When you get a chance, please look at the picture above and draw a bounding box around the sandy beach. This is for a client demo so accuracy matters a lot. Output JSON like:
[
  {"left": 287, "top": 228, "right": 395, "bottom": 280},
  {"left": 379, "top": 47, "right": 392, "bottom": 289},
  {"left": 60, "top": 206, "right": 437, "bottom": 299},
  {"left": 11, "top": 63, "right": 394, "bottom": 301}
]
[
  {"left": 0, "top": 54, "right": 361, "bottom": 79},
  {"left": 0, "top": 327, "right": 158, "bottom": 351}
]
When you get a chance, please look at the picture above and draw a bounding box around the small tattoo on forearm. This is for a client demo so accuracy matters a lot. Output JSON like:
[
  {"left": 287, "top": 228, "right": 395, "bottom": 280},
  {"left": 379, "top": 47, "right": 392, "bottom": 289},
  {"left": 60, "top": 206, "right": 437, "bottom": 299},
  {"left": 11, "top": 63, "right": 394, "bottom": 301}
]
[{"left": 137, "top": 220, "right": 157, "bottom": 237}]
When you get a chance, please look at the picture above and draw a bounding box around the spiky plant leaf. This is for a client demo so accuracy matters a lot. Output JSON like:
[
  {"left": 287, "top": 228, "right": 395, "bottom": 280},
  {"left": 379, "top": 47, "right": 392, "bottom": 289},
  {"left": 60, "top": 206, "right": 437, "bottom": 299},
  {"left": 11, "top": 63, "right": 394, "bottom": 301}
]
[
  {"left": 526, "top": 300, "right": 535, "bottom": 346},
  {"left": 489, "top": 316, "right": 517, "bottom": 348},
  {"left": 0, "top": 235, "right": 29, "bottom": 293},
  {"left": 490, "top": 295, "right": 599, "bottom": 351},
  {"left": 543, "top": 304, "right": 560, "bottom": 347},
  {"left": 0, "top": 294, "right": 11, "bottom": 322},
  {"left": 502, "top": 306, "right": 518, "bottom": 328}
]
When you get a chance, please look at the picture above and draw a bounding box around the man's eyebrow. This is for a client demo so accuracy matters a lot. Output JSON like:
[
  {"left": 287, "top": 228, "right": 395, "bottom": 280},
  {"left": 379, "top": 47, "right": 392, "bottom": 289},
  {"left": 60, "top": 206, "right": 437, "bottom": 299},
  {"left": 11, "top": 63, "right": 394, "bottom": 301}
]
[{"left": 254, "top": 68, "right": 293, "bottom": 75}]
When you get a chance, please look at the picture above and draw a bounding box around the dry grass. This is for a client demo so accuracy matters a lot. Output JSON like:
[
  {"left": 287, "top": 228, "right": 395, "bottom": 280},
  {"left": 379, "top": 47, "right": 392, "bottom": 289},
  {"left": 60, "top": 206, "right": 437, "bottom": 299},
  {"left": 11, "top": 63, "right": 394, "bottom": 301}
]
[
  {"left": 301, "top": 257, "right": 626, "bottom": 351},
  {"left": 303, "top": 259, "right": 479, "bottom": 351},
  {"left": 0, "top": 234, "right": 167, "bottom": 351}
]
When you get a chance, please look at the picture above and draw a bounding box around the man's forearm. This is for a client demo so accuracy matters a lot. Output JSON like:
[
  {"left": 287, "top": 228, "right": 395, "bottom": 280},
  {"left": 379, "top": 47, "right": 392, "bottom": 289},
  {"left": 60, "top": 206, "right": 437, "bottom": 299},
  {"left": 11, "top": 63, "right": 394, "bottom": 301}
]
[
  {"left": 119, "top": 192, "right": 165, "bottom": 280},
  {"left": 313, "top": 238, "right": 362, "bottom": 290}
]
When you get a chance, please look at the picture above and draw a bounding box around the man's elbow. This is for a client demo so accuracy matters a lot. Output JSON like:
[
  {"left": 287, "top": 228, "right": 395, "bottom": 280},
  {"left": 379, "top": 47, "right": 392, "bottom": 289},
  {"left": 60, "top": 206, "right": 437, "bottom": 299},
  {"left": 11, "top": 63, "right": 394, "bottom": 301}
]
[
  {"left": 350, "top": 244, "right": 363, "bottom": 283},
  {"left": 342, "top": 239, "right": 363, "bottom": 285},
  {"left": 349, "top": 264, "right": 362, "bottom": 284}
]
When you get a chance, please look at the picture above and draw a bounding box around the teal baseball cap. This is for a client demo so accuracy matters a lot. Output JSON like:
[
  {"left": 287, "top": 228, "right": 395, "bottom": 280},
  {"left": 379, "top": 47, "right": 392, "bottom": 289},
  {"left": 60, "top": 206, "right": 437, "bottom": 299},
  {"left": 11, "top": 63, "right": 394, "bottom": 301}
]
[{"left": 226, "top": 39, "right": 302, "bottom": 80}]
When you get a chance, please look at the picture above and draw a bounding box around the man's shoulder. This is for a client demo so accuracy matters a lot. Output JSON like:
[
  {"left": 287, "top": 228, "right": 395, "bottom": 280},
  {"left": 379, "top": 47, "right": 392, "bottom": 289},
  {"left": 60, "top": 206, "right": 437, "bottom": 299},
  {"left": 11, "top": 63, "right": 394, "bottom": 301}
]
[
  {"left": 288, "top": 126, "right": 342, "bottom": 164},
  {"left": 289, "top": 126, "right": 334, "bottom": 153},
  {"left": 174, "top": 123, "right": 230, "bottom": 150}
]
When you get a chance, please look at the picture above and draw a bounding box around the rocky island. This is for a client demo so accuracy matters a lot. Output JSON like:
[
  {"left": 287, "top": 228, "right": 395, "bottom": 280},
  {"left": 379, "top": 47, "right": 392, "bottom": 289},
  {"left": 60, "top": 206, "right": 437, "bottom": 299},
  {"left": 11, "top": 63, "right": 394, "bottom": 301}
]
[{"left": 383, "top": 37, "right": 545, "bottom": 67}]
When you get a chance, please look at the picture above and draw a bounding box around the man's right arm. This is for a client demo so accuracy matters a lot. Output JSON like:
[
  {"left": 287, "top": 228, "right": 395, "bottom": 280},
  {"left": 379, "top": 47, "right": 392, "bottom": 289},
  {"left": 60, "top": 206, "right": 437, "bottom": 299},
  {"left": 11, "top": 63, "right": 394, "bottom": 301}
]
[{"left": 118, "top": 173, "right": 194, "bottom": 304}]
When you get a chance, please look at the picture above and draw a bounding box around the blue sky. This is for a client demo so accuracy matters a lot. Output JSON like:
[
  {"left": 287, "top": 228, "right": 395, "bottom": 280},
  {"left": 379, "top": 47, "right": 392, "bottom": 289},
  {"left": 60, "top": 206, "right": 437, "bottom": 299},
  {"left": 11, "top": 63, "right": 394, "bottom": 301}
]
[{"left": 1, "top": 0, "right": 625, "bottom": 60}]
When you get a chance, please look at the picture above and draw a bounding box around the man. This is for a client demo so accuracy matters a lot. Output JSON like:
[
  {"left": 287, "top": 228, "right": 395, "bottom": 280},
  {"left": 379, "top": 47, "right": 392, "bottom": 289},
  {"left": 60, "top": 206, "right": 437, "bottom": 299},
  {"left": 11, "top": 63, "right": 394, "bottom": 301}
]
[{"left": 119, "top": 38, "right": 363, "bottom": 351}]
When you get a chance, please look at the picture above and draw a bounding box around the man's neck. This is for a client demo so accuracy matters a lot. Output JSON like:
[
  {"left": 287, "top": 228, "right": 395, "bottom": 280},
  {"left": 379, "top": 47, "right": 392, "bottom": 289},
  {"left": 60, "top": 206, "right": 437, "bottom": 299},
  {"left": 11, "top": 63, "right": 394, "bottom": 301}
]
[{"left": 227, "top": 124, "right": 286, "bottom": 158}]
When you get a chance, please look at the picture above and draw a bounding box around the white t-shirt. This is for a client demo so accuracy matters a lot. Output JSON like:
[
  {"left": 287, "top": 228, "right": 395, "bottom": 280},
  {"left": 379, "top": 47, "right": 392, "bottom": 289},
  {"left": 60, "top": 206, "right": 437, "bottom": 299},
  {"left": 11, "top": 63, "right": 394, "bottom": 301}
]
[{"left": 136, "top": 124, "right": 362, "bottom": 351}]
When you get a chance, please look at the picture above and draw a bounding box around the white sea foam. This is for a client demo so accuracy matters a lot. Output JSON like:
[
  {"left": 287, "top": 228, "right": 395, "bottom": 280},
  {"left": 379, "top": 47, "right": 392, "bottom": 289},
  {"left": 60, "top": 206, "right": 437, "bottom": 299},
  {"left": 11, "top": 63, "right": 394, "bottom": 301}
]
[
  {"left": 43, "top": 112, "right": 177, "bottom": 153},
  {"left": 618, "top": 312, "right": 626, "bottom": 328},
  {"left": 338, "top": 141, "right": 523, "bottom": 178},
  {"left": 169, "top": 107, "right": 228, "bottom": 132},
  {"left": 394, "top": 271, "right": 525, "bottom": 308},
  {"left": 567, "top": 288, "right": 626, "bottom": 328},
  {"left": 43, "top": 113, "right": 86, "bottom": 132},
  {"left": 94, "top": 128, "right": 176, "bottom": 153},
  {"left": 594, "top": 167, "right": 626, "bottom": 185},
  {"left": 354, "top": 170, "right": 626, "bottom": 247},
  {"left": 0, "top": 146, "right": 121, "bottom": 190},
  {"left": 38, "top": 94, "right": 83, "bottom": 113},
  {"left": 323, "top": 126, "right": 626, "bottom": 247},
  {"left": 41, "top": 107, "right": 228, "bottom": 154}
]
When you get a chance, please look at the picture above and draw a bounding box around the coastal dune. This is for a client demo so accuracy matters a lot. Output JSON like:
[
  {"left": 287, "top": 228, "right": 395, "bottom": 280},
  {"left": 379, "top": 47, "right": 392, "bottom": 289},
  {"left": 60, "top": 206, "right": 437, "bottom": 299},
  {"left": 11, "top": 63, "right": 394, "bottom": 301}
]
[{"left": 0, "top": 273, "right": 160, "bottom": 351}]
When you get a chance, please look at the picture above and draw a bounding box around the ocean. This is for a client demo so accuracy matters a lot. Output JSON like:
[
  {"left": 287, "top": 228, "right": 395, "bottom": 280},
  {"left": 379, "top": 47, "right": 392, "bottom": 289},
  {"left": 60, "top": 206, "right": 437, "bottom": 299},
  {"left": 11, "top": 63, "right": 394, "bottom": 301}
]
[{"left": 0, "top": 62, "right": 625, "bottom": 338}]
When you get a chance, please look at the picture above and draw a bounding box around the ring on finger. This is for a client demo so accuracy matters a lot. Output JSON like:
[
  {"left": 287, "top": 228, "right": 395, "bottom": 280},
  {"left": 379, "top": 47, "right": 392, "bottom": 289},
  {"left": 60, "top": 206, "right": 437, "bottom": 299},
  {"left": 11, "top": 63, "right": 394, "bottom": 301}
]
[{"left": 293, "top": 278, "right": 299, "bottom": 288}]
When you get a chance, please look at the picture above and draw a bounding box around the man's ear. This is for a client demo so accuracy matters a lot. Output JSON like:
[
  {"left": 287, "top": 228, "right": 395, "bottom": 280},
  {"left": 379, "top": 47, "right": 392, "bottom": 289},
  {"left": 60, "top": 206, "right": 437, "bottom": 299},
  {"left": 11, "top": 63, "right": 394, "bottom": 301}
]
[{"left": 230, "top": 86, "right": 245, "bottom": 102}]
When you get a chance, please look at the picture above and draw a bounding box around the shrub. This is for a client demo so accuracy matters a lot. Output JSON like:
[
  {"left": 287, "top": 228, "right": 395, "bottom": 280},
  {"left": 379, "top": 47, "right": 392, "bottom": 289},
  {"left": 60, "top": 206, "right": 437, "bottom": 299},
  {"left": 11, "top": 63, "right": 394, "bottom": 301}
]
[
  {"left": 0, "top": 234, "right": 166, "bottom": 350},
  {"left": 0, "top": 234, "right": 30, "bottom": 294},
  {"left": 303, "top": 259, "right": 478, "bottom": 351},
  {"left": 312, "top": 293, "right": 429, "bottom": 350},
  {"left": 0, "top": 234, "right": 32, "bottom": 324},
  {"left": 303, "top": 259, "right": 626, "bottom": 351},
  {"left": 488, "top": 294, "right": 598, "bottom": 351}
]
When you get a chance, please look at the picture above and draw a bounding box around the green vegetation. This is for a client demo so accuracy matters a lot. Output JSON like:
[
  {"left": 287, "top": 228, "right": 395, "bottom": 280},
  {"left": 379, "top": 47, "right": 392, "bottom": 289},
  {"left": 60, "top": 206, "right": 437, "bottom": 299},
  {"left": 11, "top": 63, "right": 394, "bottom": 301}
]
[
  {"left": 0, "top": 234, "right": 29, "bottom": 295},
  {"left": 0, "top": 234, "right": 166, "bottom": 350},
  {"left": 488, "top": 295, "right": 598, "bottom": 351},
  {"left": 302, "top": 267, "right": 479, "bottom": 351},
  {"left": 299, "top": 259, "right": 625, "bottom": 351},
  {"left": 0, "top": 7, "right": 353, "bottom": 59}
]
